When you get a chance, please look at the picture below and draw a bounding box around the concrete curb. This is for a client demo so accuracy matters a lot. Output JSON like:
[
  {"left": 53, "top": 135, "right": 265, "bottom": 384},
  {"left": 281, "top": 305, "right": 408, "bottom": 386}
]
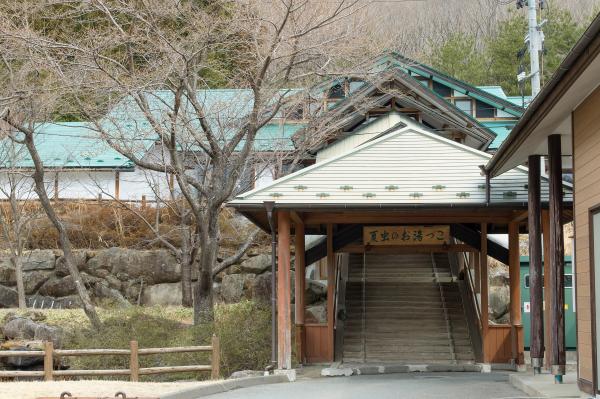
[
  {"left": 508, "top": 373, "right": 582, "bottom": 398},
  {"left": 160, "top": 375, "right": 291, "bottom": 399},
  {"left": 322, "top": 363, "right": 483, "bottom": 377}
]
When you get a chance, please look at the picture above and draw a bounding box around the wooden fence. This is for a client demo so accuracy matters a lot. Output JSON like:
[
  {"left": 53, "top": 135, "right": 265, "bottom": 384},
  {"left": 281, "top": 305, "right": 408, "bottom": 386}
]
[{"left": 0, "top": 335, "right": 220, "bottom": 381}]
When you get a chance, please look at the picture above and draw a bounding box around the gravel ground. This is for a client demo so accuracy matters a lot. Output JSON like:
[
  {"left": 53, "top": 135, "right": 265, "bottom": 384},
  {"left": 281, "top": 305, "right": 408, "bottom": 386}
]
[{"left": 0, "top": 380, "right": 215, "bottom": 399}]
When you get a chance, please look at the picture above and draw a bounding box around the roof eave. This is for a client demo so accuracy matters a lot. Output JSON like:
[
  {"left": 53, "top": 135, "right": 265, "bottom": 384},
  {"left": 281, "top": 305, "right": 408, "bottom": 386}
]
[{"left": 486, "top": 13, "right": 600, "bottom": 177}]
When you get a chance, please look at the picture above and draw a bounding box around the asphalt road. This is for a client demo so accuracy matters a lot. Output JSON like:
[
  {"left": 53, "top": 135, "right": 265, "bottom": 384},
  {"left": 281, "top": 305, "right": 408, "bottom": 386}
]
[{"left": 207, "top": 372, "right": 529, "bottom": 399}]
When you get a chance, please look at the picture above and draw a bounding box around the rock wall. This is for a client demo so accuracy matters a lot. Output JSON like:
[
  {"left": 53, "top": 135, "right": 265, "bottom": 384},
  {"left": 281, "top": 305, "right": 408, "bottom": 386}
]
[{"left": 0, "top": 249, "right": 274, "bottom": 308}]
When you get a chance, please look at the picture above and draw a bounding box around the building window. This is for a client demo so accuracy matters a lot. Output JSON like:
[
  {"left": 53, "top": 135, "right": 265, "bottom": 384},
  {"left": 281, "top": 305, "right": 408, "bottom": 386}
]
[
  {"left": 432, "top": 81, "right": 452, "bottom": 98},
  {"left": 454, "top": 99, "right": 473, "bottom": 116},
  {"left": 475, "top": 100, "right": 495, "bottom": 118},
  {"left": 328, "top": 83, "right": 345, "bottom": 99}
]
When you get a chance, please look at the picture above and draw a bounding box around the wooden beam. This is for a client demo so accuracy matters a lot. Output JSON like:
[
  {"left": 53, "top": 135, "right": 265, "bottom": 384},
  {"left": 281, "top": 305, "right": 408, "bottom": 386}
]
[
  {"left": 303, "top": 212, "right": 514, "bottom": 225},
  {"left": 290, "top": 211, "right": 303, "bottom": 226},
  {"left": 326, "top": 223, "right": 335, "bottom": 362},
  {"left": 512, "top": 210, "right": 529, "bottom": 223},
  {"left": 277, "top": 211, "right": 292, "bottom": 370},
  {"left": 340, "top": 243, "right": 475, "bottom": 253},
  {"left": 481, "top": 223, "right": 489, "bottom": 363},
  {"left": 527, "top": 154, "right": 544, "bottom": 370},
  {"left": 542, "top": 208, "right": 552, "bottom": 370},
  {"left": 509, "top": 221, "right": 524, "bottom": 365},
  {"left": 115, "top": 171, "right": 121, "bottom": 200},
  {"left": 548, "top": 135, "right": 566, "bottom": 378},
  {"left": 294, "top": 219, "right": 306, "bottom": 365}
]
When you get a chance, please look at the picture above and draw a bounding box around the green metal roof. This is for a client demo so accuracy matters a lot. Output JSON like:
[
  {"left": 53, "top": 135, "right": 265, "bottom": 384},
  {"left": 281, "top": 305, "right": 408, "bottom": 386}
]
[
  {"left": 103, "top": 89, "right": 304, "bottom": 153},
  {"left": 1, "top": 122, "right": 135, "bottom": 169},
  {"left": 482, "top": 121, "right": 518, "bottom": 150}
]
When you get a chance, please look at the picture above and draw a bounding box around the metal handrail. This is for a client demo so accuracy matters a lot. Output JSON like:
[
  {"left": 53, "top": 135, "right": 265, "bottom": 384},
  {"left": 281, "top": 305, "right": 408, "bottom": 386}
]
[{"left": 463, "top": 252, "right": 482, "bottom": 331}]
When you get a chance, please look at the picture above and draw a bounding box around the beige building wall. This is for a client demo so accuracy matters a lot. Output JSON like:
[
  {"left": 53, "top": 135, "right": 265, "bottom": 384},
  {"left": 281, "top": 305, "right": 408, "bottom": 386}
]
[{"left": 573, "top": 85, "right": 600, "bottom": 388}]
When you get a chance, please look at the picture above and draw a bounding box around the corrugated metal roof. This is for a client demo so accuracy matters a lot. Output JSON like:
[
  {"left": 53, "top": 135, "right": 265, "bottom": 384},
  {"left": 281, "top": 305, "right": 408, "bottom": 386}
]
[
  {"left": 103, "top": 89, "right": 304, "bottom": 152},
  {"left": 1, "top": 122, "right": 135, "bottom": 169},
  {"left": 482, "top": 121, "right": 518, "bottom": 150},
  {"left": 231, "top": 122, "right": 572, "bottom": 207}
]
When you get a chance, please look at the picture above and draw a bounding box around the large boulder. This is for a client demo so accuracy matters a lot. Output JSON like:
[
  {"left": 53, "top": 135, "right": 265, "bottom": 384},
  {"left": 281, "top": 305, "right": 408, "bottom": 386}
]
[
  {"left": 305, "top": 280, "right": 327, "bottom": 305},
  {"left": 239, "top": 254, "right": 271, "bottom": 274},
  {"left": 305, "top": 302, "right": 327, "bottom": 324},
  {"left": 220, "top": 274, "right": 246, "bottom": 303},
  {"left": 246, "top": 272, "right": 271, "bottom": 303},
  {"left": 489, "top": 285, "right": 510, "bottom": 320},
  {"left": 2, "top": 315, "right": 63, "bottom": 347},
  {"left": 38, "top": 273, "right": 100, "bottom": 298},
  {"left": 22, "top": 250, "right": 56, "bottom": 272},
  {"left": 85, "top": 248, "right": 180, "bottom": 285},
  {"left": 0, "top": 285, "right": 18, "bottom": 308},
  {"left": 141, "top": 282, "right": 182, "bottom": 306},
  {"left": 55, "top": 250, "right": 88, "bottom": 277},
  {"left": 0, "top": 259, "right": 15, "bottom": 286},
  {"left": 23, "top": 270, "right": 53, "bottom": 294}
]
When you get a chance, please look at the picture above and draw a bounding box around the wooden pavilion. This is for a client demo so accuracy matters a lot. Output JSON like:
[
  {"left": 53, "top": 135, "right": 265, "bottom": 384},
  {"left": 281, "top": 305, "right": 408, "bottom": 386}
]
[{"left": 229, "top": 119, "right": 573, "bottom": 369}]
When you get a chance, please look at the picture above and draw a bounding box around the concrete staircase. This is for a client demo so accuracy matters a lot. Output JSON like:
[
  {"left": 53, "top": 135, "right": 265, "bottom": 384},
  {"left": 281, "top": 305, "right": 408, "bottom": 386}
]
[{"left": 342, "top": 253, "right": 475, "bottom": 365}]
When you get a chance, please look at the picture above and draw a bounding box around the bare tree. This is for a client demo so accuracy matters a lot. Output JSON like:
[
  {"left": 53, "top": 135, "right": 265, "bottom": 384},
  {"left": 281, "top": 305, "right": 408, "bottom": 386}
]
[
  {"left": 0, "top": 138, "right": 40, "bottom": 308},
  {"left": 0, "top": 0, "right": 368, "bottom": 323}
]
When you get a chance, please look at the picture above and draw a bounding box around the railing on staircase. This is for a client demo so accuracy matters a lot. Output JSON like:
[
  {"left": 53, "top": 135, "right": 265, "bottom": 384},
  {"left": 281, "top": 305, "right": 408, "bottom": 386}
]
[
  {"left": 431, "top": 253, "right": 457, "bottom": 364},
  {"left": 462, "top": 252, "right": 482, "bottom": 331}
]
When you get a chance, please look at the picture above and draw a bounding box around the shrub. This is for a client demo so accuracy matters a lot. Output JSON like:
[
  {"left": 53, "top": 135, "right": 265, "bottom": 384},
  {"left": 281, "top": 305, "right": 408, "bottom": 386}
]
[{"left": 214, "top": 300, "right": 271, "bottom": 377}]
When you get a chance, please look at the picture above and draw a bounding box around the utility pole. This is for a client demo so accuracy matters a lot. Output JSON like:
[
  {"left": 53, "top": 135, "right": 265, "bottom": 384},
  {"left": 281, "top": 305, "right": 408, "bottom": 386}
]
[
  {"left": 527, "top": 0, "right": 541, "bottom": 97},
  {"left": 517, "top": 0, "right": 545, "bottom": 99}
]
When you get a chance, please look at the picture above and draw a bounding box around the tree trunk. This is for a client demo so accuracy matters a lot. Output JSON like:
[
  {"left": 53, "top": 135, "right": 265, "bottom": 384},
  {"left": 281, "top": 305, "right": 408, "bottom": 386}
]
[
  {"left": 23, "top": 132, "right": 101, "bottom": 329},
  {"left": 193, "top": 210, "right": 219, "bottom": 324},
  {"left": 181, "top": 246, "right": 193, "bottom": 307},
  {"left": 12, "top": 255, "right": 26, "bottom": 309}
]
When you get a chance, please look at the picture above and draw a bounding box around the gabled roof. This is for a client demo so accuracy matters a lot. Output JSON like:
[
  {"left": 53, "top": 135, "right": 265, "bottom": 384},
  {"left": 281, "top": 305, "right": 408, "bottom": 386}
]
[
  {"left": 1, "top": 122, "right": 135, "bottom": 169},
  {"left": 230, "top": 121, "right": 572, "bottom": 209},
  {"left": 296, "top": 68, "right": 497, "bottom": 152}
]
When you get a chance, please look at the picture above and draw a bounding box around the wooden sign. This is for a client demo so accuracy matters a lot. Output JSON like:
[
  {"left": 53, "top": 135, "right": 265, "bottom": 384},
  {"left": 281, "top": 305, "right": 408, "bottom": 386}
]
[{"left": 363, "top": 225, "right": 450, "bottom": 246}]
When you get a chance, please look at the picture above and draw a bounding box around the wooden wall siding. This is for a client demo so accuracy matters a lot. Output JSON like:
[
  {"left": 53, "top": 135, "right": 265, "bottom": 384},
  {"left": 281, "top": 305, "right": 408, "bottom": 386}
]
[
  {"left": 573, "top": 85, "right": 600, "bottom": 386},
  {"left": 304, "top": 325, "right": 329, "bottom": 363},
  {"left": 486, "top": 325, "right": 514, "bottom": 363}
]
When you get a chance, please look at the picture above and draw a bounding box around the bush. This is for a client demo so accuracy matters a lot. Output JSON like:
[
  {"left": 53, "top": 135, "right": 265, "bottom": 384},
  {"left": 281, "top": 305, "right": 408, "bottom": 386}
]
[
  {"left": 214, "top": 300, "right": 271, "bottom": 377},
  {"left": 0, "top": 303, "right": 273, "bottom": 381}
]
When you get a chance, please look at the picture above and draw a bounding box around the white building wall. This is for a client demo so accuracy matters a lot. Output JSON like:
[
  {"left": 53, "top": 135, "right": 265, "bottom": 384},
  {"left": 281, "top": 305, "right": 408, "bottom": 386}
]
[{"left": 315, "top": 112, "right": 406, "bottom": 162}]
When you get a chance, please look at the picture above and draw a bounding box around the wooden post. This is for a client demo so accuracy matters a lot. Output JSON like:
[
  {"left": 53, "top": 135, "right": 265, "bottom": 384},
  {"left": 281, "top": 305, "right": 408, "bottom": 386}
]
[
  {"left": 43, "top": 341, "right": 53, "bottom": 381},
  {"left": 277, "top": 211, "right": 292, "bottom": 369},
  {"left": 480, "top": 223, "right": 489, "bottom": 363},
  {"left": 53, "top": 172, "right": 59, "bottom": 201},
  {"left": 115, "top": 171, "right": 121, "bottom": 200},
  {"left": 294, "top": 220, "right": 306, "bottom": 365},
  {"left": 326, "top": 223, "right": 335, "bottom": 362},
  {"left": 129, "top": 340, "right": 139, "bottom": 382},
  {"left": 542, "top": 208, "right": 553, "bottom": 370},
  {"left": 474, "top": 251, "right": 481, "bottom": 293},
  {"left": 211, "top": 334, "right": 220, "bottom": 379},
  {"left": 141, "top": 195, "right": 147, "bottom": 209},
  {"left": 548, "top": 135, "right": 566, "bottom": 379},
  {"left": 528, "top": 154, "right": 544, "bottom": 370},
  {"left": 509, "top": 221, "right": 523, "bottom": 365}
]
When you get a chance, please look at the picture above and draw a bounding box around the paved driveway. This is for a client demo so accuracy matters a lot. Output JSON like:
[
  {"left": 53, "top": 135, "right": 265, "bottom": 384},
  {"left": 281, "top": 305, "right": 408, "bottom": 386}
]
[{"left": 207, "top": 372, "right": 529, "bottom": 399}]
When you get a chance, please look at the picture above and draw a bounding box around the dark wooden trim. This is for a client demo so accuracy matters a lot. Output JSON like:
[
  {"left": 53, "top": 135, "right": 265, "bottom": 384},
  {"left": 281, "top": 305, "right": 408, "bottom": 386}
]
[
  {"left": 548, "top": 135, "right": 566, "bottom": 375},
  {"left": 588, "top": 203, "right": 600, "bottom": 394},
  {"left": 481, "top": 223, "right": 489, "bottom": 363},
  {"left": 528, "top": 155, "right": 544, "bottom": 366}
]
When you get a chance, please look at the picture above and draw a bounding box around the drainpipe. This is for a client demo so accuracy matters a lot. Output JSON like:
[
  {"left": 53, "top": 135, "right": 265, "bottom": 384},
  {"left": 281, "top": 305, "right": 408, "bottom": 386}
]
[
  {"left": 479, "top": 165, "right": 491, "bottom": 205},
  {"left": 264, "top": 201, "right": 277, "bottom": 371}
]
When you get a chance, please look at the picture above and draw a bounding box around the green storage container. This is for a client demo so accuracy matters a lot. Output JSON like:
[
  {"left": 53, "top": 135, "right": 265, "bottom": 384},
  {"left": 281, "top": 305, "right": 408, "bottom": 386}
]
[{"left": 520, "top": 256, "right": 576, "bottom": 350}]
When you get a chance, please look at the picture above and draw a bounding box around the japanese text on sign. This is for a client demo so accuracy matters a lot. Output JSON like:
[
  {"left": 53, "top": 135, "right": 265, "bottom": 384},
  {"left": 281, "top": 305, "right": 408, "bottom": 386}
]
[{"left": 363, "top": 225, "right": 450, "bottom": 246}]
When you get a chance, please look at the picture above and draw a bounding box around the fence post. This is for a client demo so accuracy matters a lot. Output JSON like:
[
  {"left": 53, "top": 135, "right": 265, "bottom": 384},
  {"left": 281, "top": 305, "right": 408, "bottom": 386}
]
[
  {"left": 211, "top": 335, "right": 220, "bottom": 380},
  {"left": 130, "top": 340, "right": 139, "bottom": 382},
  {"left": 44, "top": 341, "right": 54, "bottom": 381}
]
